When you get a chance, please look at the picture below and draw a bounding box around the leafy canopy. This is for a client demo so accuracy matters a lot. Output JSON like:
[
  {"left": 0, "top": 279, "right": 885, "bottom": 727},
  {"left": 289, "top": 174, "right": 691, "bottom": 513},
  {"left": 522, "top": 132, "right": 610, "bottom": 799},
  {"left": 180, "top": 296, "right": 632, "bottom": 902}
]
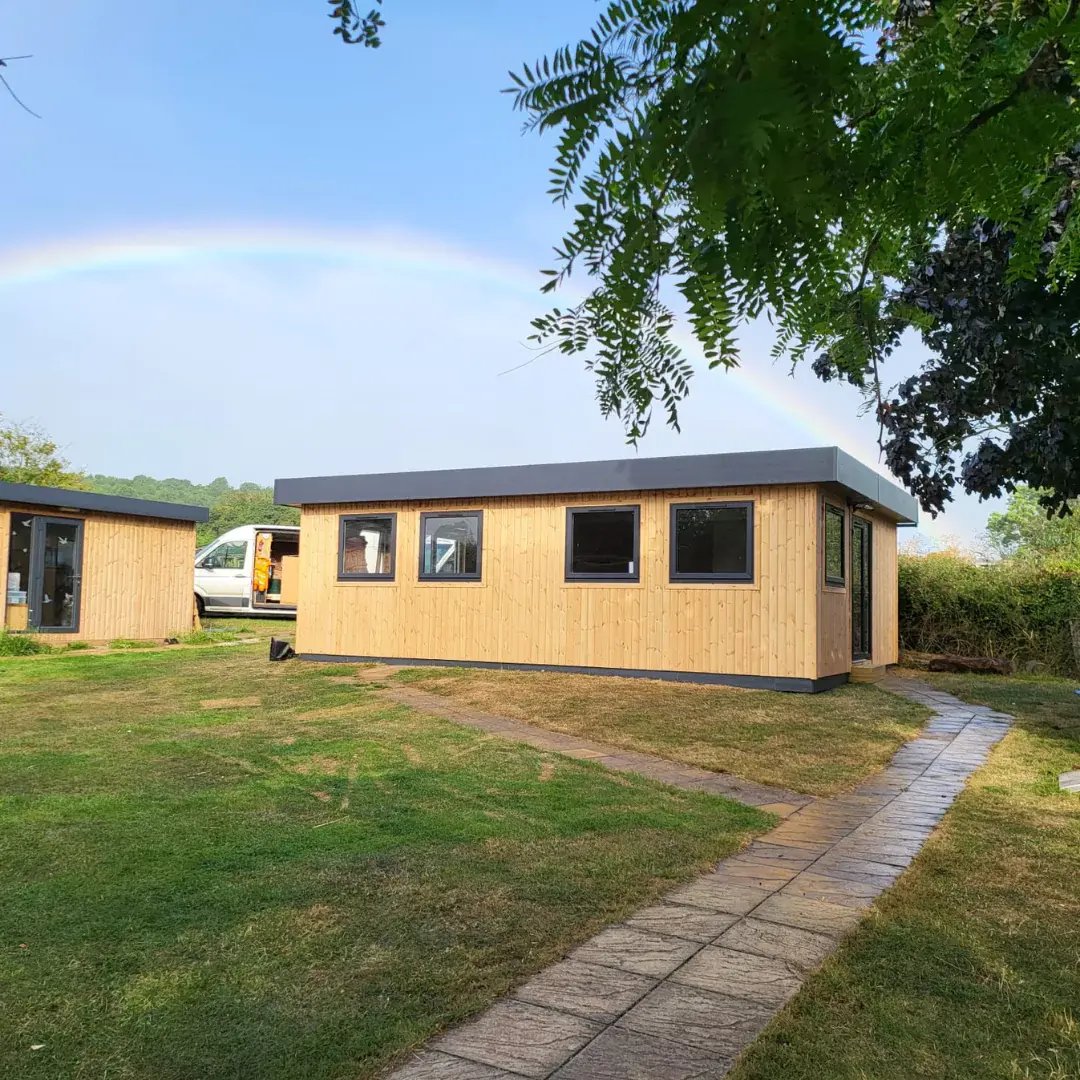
[
  {"left": 0, "top": 415, "right": 85, "bottom": 489},
  {"left": 204, "top": 489, "right": 299, "bottom": 547},
  {"left": 87, "top": 473, "right": 298, "bottom": 547},
  {"left": 346, "top": 1, "right": 1080, "bottom": 515},
  {"left": 507, "top": 0, "right": 1080, "bottom": 510},
  {"left": 327, "top": 1, "right": 384, "bottom": 47},
  {"left": 986, "top": 485, "right": 1080, "bottom": 564},
  {"left": 817, "top": 208, "right": 1080, "bottom": 517}
]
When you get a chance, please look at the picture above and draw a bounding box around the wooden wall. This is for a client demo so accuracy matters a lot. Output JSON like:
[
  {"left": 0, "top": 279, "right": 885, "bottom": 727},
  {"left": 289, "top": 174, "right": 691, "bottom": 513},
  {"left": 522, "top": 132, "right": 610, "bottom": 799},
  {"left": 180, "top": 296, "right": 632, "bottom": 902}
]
[
  {"left": 816, "top": 495, "right": 852, "bottom": 678},
  {"left": 871, "top": 509, "right": 900, "bottom": 666},
  {"left": 814, "top": 498, "right": 899, "bottom": 675},
  {"left": 0, "top": 504, "right": 197, "bottom": 644},
  {"left": 296, "top": 485, "right": 827, "bottom": 679}
]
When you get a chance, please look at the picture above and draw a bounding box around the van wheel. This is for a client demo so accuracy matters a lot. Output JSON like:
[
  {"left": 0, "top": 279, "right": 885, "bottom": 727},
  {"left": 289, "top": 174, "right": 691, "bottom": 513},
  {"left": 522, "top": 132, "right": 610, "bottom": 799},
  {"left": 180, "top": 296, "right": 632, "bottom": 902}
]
[{"left": 195, "top": 595, "right": 205, "bottom": 618}]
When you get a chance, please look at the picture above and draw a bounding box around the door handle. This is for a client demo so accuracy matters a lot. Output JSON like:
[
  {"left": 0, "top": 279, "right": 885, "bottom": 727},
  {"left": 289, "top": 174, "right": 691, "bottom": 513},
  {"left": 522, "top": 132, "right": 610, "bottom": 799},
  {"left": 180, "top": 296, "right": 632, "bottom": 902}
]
[{"left": 232, "top": 573, "right": 246, "bottom": 578}]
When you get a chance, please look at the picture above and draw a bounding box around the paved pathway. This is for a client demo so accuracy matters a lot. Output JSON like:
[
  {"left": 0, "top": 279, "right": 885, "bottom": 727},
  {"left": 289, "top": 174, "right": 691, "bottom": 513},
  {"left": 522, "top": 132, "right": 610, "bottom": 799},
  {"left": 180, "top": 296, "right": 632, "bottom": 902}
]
[
  {"left": 371, "top": 671, "right": 1012, "bottom": 1080},
  {"left": 346, "top": 666, "right": 812, "bottom": 817}
]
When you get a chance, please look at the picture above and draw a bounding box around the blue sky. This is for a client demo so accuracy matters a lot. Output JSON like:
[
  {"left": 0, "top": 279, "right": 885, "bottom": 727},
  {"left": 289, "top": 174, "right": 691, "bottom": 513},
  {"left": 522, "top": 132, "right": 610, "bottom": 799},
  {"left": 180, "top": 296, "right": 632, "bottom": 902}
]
[{"left": 2, "top": 2, "right": 1000, "bottom": 544}]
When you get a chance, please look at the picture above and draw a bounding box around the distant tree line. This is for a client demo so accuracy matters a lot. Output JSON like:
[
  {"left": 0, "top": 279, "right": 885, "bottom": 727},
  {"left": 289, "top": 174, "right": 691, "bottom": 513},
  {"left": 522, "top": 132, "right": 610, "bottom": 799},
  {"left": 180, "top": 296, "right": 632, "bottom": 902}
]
[
  {"left": 0, "top": 414, "right": 296, "bottom": 547},
  {"left": 86, "top": 475, "right": 299, "bottom": 547}
]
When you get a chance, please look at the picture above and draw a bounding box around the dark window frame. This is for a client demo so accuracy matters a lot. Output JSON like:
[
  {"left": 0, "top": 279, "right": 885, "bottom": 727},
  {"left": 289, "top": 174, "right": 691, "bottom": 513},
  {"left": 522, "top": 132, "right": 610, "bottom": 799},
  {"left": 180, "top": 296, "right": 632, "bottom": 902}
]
[
  {"left": 668, "top": 501, "right": 755, "bottom": 583},
  {"left": 851, "top": 515, "right": 873, "bottom": 660},
  {"left": 564, "top": 505, "right": 641, "bottom": 583},
  {"left": 20, "top": 514, "right": 85, "bottom": 634},
  {"left": 337, "top": 513, "right": 397, "bottom": 582},
  {"left": 824, "top": 502, "right": 846, "bottom": 587},
  {"left": 418, "top": 510, "right": 484, "bottom": 582}
]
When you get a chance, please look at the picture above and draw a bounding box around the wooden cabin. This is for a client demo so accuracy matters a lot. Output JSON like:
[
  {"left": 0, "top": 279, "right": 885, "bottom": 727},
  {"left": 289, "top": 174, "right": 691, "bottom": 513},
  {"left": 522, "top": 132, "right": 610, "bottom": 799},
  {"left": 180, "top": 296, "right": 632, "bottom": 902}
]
[
  {"left": 274, "top": 447, "right": 917, "bottom": 692},
  {"left": 0, "top": 482, "right": 208, "bottom": 644}
]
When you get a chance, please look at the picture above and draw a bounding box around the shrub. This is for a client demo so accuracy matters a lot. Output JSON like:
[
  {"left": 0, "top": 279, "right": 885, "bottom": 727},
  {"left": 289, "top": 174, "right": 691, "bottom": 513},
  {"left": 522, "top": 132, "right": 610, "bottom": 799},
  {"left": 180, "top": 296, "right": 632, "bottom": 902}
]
[
  {"left": 899, "top": 553, "right": 1080, "bottom": 675},
  {"left": 0, "top": 631, "right": 49, "bottom": 657}
]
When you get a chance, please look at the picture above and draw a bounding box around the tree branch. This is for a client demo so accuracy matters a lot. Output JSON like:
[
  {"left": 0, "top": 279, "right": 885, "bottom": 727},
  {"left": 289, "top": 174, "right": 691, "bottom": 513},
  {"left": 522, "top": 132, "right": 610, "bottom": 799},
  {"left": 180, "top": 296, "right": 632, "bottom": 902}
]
[
  {"left": 0, "top": 70, "right": 40, "bottom": 118},
  {"left": 960, "top": 1, "right": 1079, "bottom": 138}
]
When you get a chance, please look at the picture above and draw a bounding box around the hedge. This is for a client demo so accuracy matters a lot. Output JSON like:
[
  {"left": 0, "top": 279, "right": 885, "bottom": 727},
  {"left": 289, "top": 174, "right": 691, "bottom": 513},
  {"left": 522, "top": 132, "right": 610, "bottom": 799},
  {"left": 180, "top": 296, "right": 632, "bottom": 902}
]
[{"left": 898, "top": 553, "right": 1080, "bottom": 675}]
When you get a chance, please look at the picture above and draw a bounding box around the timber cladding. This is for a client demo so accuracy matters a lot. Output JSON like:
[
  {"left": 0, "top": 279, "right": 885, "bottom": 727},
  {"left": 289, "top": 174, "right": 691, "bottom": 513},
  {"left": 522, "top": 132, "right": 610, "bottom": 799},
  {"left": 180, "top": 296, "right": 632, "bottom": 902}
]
[
  {"left": 815, "top": 503, "right": 899, "bottom": 677},
  {"left": 0, "top": 504, "right": 198, "bottom": 644},
  {"left": 295, "top": 484, "right": 869, "bottom": 680}
]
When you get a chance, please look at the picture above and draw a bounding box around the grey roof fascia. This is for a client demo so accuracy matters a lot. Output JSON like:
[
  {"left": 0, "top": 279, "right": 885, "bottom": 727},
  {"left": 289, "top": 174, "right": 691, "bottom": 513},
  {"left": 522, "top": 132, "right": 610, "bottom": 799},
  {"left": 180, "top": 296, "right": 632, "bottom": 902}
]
[
  {"left": 0, "top": 481, "right": 210, "bottom": 522},
  {"left": 275, "top": 445, "right": 918, "bottom": 524},
  {"left": 833, "top": 448, "right": 919, "bottom": 525}
]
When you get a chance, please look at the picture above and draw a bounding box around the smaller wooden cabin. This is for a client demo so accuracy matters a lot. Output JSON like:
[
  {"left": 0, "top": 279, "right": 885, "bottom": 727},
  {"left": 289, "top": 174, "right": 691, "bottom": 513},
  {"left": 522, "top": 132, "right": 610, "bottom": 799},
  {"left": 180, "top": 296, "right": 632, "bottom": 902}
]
[
  {"left": 0, "top": 482, "right": 209, "bottom": 644},
  {"left": 275, "top": 447, "right": 918, "bottom": 692}
]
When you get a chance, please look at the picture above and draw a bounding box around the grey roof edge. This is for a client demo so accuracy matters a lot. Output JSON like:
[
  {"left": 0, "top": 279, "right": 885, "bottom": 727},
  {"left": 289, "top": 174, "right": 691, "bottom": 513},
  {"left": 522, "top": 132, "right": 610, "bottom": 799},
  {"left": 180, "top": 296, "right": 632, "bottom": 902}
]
[
  {"left": 275, "top": 446, "right": 918, "bottom": 524},
  {"left": 833, "top": 449, "right": 918, "bottom": 525},
  {"left": 0, "top": 481, "right": 210, "bottom": 522}
]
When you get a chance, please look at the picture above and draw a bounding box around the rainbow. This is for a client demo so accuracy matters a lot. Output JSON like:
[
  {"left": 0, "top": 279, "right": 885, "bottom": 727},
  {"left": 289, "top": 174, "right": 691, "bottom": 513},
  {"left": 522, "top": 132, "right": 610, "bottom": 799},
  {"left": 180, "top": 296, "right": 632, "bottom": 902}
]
[
  {"left": 0, "top": 224, "right": 535, "bottom": 295},
  {"left": 0, "top": 223, "right": 893, "bottom": 479}
]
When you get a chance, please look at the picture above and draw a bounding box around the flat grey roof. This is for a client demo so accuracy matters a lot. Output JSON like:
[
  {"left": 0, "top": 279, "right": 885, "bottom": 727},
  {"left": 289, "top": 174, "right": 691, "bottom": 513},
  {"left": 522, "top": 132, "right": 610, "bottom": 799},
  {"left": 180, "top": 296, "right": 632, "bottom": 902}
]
[
  {"left": 0, "top": 481, "right": 210, "bottom": 523},
  {"left": 276, "top": 446, "right": 918, "bottom": 524}
]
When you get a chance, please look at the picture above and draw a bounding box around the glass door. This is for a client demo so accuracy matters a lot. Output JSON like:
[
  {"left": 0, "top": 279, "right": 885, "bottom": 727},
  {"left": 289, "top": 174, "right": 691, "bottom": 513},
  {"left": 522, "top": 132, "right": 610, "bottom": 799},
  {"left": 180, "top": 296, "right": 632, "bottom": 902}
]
[
  {"left": 27, "top": 517, "right": 84, "bottom": 632},
  {"left": 851, "top": 517, "right": 872, "bottom": 661}
]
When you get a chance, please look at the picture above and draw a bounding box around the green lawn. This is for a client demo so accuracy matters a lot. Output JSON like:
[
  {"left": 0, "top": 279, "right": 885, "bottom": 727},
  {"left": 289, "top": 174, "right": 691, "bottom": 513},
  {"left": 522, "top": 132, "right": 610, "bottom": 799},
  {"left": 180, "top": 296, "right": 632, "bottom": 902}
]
[
  {"left": 391, "top": 667, "right": 930, "bottom": 796},
  {"left": 0, "top": 645, "right": 769, "bottom": 1080},
  {"left": 201, "top": 614, "right": 297, "bottom": 642},
  {"left": 730, "top": 671, "right": 1080, "bottom": 1080}
]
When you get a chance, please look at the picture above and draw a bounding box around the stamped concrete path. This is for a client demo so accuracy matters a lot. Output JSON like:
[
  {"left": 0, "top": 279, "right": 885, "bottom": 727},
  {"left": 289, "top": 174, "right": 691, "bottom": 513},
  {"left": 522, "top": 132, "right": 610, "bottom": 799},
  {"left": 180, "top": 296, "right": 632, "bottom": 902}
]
[{"left": 354, "top": 669, "right": 1012, "bottom": 1080}]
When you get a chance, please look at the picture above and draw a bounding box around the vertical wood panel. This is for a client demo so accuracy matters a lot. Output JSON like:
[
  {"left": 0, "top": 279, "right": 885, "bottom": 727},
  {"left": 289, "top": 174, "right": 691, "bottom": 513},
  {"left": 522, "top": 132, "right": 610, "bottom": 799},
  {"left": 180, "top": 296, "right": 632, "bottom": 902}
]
[
  {"left": 871, "top": 511, "right": 899, "bottom": 665},
  {"left": 815, "top": 495, "right": 899, "bottom": 675},
  {"left": 297, "top": 484, "right": 822, "bottom": 679},
  {"left": 816, "top": 490, "right": 851, "bottom": 677}
]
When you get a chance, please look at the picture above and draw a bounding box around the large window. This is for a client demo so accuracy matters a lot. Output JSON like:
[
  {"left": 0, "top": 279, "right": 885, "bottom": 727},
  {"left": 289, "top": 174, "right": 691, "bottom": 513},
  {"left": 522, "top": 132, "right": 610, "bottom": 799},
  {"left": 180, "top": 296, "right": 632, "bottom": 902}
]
[
  {"left": 824, "top": 503, "right": 846, "bottom": 586},
  {"left": 338, "top": 514, "right": 396, "bottom": 580},
  {"left": 6, "top": 515, "right": 83, "bottom": 632},
  {"left": 670, "top": 502, "right": 753, "bottom": 582},
  {"left": 419, "top": 511, "right": 482, "bottom": 580},
  {"left": 6, "top": 514, "right": 32, "bottom": 608},
  {"left": 565, "top": 506, "right": 639, "bottom": 581}
]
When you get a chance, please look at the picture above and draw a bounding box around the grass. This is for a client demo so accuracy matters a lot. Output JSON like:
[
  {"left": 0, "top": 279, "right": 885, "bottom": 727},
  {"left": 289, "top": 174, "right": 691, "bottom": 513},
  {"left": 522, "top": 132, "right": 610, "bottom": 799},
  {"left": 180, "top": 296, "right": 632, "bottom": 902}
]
[
  {"left": 201, "top": 615, "right": 295, "bottom": 642},
  {"left": 390, "top": 667, "right": 931, "bottom": 796},
  {"left": 0, "top": 644, "right": 770, "bottom": 1080},
  {"left": 730, "top": 670, "right": 1080, "bottom": 1080},
  {"left": 0, "top": 617, "right": 288, "bottom": 659},
  {"left": 178, "top": 628, "right": 244, "bottom": 645},
  {"left": 0, "top": 630, "right": 49, "bottom": 656}
]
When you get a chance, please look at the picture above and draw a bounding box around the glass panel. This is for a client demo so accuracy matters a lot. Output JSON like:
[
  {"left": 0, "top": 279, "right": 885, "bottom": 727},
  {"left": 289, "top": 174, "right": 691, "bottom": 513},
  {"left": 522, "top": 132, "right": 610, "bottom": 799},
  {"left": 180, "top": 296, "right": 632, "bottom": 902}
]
[
  {"left": 200, "top": 541, "right": 248, "bottom": 570},
  {"left": 674, "top": 506, "right": 749, "bottom": 577},
  {"left": 570, "top": 510, "right": 636, "bottom": 576},
  {"left": 6, "top": 515, "right": 32, "bottom": 609},
  {"left": 825, "top": 506, "right": 845, "bottom": 584},
  {"left": 38, "top": 520, "right": 79, "bottom": 629},
  {"left": 421, "top": 514, "right": 480, "bottom": 578},
  {"left": 341, "top": 516, "right": 394, "bottom": 576},
  {"left": 851, "top": 521, "right": 871, "bottom": 658}
]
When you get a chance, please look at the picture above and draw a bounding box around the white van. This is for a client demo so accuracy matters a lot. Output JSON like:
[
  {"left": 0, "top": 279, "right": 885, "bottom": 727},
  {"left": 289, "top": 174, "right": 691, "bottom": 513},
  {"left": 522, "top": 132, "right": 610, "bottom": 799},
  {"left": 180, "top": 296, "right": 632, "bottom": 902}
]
[{"left": 194, "top": 524, "right": 300, "bottom": 617}]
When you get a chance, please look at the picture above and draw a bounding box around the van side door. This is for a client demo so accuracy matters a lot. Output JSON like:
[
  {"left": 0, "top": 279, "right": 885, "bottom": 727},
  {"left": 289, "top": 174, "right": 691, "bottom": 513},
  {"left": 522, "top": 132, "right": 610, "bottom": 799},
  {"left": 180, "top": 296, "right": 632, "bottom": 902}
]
[{"left": 195, "top": 538, "right": 251, "bottom": 611}]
